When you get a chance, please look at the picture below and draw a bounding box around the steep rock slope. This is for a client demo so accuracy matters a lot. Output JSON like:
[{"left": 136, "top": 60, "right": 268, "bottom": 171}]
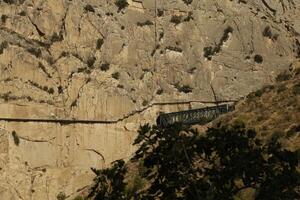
[
  {"left": 0, "top": 0, "right": 299, "bottom": 199},
  {"left": 217, "top": 60, "right": 300, "bottom": 151}
]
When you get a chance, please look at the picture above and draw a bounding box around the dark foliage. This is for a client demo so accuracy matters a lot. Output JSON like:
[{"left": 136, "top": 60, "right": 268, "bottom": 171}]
[
  {"left": 263, "top": 26, "right": 272, "bottom": 38},
  {"left": 262, "top": 26, "right": 278, "bottom": 40},
  {"left": 12, "top": 131, "right": 20, "bottom": 146},
  {"left": 1, "top": 15, "right": 8, "bottom": 23},
  {"left": 132, "top": 123, "right": 300, "bottom": 199},
  {"left": 183, "top": 0, "right": 193, "bottom": 5},
  {"left": 89, "top": 123, "right": 300, "bottom": 200},
  {"left": 157, "top": 9, "right": 164, "bottom": 17},
  {"left": 27, "top": 47, "right": 42, "bottom": 58},
  {"left": 115, "top": 0, "right": 128, "bottom": 12},
  {"left": 87, "top": 56, "right": 96, "bottom": 68},
  {"left": 96, "top": 38, "right": 104, "bottom": 50},
  {"left": 170, "top": 15, "right": 182, "bottom": 25},
  {"left": 254, "top": 54, "right": 263, "bottom": 64},
  {"left": 100, "top": 63, "right": 110, "bottom": 71},
  {"left": 166, "top": 46, "right": 183, "bottom": 53},
  {"left": 18, "top": 10, "right": 26, "bottom": 16},
  {"left": 50, "top": 32, "right": 64, "bottom": 43},
  {"left": 5, "top": 0, "right": 25, "bottom": 4},
  {"left": 184, "top": 12, "right": 194, "bottom": 22},
  {"left": 58, "top": 86, "right": 63, "bottom": 94},
  {"left": 3, "top": 0, "right": 16, "bottom": 4},
  {"left": 156, "top": 89, "right": 163, "bottom": 95},
  {"left": 0, "top": 41, "right": 8, "bottom": 54},
  {"left": 137, "top": 20, "right": 154, "bottom": 27},
  {"left": 295, "top": 39, "right": 300, "bottom": 58},
  {"left": 203, "top": 46, "right": 214, "bottom": 60},
  {"left": 85, "top": 4, "right": 95, "bottom": 12},
  {"left": 174, "top": 83, "right": 193, "bottom": 93},
  {"left": 88, "top": 160, "right": 127, "bottom": 200},
  {"left": 203, "top": 26, "right": 233, "bottom": 60},
  {"left": 57, "top": 192, "right": 66, "bottom": 200},
  {"left": 112, "top": 72, "right": 120, "bottom": 80}
]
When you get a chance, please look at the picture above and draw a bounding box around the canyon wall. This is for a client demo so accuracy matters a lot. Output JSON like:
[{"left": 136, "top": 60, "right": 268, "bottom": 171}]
[{"left": 0, "top": 0, "right": 299, "bottom": 199}]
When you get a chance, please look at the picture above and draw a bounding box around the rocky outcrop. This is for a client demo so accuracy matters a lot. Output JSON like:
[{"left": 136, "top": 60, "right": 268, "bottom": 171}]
[{"left": 0, "top": 0, "right": 299, "bottom": 199}]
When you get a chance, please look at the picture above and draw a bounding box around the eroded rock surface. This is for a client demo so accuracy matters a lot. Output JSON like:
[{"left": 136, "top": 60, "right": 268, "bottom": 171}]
[{"left": 0, "top": 0, "right": 299, "bottom": 199}]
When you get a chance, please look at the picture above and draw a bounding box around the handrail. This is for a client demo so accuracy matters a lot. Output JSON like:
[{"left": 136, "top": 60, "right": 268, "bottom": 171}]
[{"left": 156, "top": 104, "right": 235, "bottom": 128}]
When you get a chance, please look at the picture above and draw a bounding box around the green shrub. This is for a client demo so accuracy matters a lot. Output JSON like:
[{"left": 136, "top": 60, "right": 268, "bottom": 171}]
[
  {"left": 50, "top": 32, "right": 63, "bottom": 43},
  {"left": 137, "top": 20, "right": 153, "bottom": 27},
  {"left": 179, "top": 85, "right": 193, "bottom": 93},
  {"left": 0, "top": 41, "right": 8, "bottom": 54},
  {"left": 142, "top": 100, "right": 148, "bottom": 106},
  {"left": 254, "top": 54, "right": 263, "bottom": 64},
  {"left": 183, "top": 0, "right": 193, "bottom": 5},
  {"left": 1, "top": 15, "right": 7, "bottom": 23},
  {"left": 184, "top": 11, "right": 193, "bottom": 21},
  {"left": 170, "top": 15, "right": 182, "bottom": 24},
  {"left": 3, "top": 0, "right": 24, "bottom": 4},
  {"left": 48, "top": 88, "right": 55, "bottom": 94},
  {"left": 156, "top": 89, "right": 163, "bottom": 95},
  {"left": 112, "top": 72, "right": 120, "bottom": 80},
  {"left": 88, "top": 160, "right": 127, "bottom": 199},
  {"left": 84, "top": 4, "right": 95, "bottom": 12},
  {"left": 87, "top": 56, "right": 96, "bottom": 68},
  {"left": 262, "top": 26, "right": 278, "bottom": 40},
  {"left": 12, "top": 131, "right": 20, "bottom": 146},
  {"left": 117, "top": 84, "right": 124, "bottom": 89},
  {"left": 263, "top": 26, "right": 272, "bottom": 38},
  {"left": 115, "top": 0, "right": 128, "bottom": 12},
  {"left": 203, "top": 27, "right": 233, "bottom": 60},
  {"left": 96, "top": 38, "right": 104, "bottom": 49},
  {"left": 254, "top": 89, "right": 264, "bottom": 97},
  {"left": 203, "top": 46, "right": 214, "bottom": 60},
  {"left": 19, "top": 10, "right": 26, "bottom": 16},
  {"left": 157, "top": 9, "right": 164, "bottom": 17},
  {"left": 175, "top": 83, "right": 193, "bottom": 93},
  {"left": 100, "top": 63, "right": 110, "bottom": 71},
  {"left": 58, "top": 86, "right": 63, "bottom": 94},
  {"left": 57, "top": 192, "right": 66, "bottom": 200},
  {"left": 166, "top": 46, "right": 182, "bottom": 53}
]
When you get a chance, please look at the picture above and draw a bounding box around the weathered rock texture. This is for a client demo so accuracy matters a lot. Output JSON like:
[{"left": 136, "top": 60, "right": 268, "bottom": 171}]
[{"left": 0, "top": 0, "right": 299, "bottom": 199}]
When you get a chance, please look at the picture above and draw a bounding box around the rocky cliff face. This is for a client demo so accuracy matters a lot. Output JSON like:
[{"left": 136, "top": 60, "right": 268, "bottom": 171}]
[{"left": 0, "top": 0, "right": 299, "bottom": 199}]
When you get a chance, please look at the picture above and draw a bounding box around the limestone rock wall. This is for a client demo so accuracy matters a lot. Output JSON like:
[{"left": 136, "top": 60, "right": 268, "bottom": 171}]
[{"left": 0, "top": 0, "right": 299, "bottom": 199}]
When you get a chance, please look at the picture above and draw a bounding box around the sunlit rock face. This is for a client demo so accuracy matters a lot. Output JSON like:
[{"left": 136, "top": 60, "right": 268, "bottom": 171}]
[{"left": 0, "top": 0, "right": 299, "bottom": 199}]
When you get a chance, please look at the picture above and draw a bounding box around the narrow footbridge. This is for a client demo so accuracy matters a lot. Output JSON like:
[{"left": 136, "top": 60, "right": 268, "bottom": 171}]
[{"left": 156, "top": 104, "right": 235, "bottom": 128}]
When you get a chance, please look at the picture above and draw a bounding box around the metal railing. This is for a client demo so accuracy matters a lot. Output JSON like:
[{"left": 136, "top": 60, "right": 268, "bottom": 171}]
[{"left": 156, "top": 104, "right": 235, "bottom": 128}]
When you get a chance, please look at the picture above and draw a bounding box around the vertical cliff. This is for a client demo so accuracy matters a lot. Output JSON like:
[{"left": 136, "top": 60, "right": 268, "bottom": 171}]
[{"left": 0, "top": 0, "right": 299, "bottom": 199}]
